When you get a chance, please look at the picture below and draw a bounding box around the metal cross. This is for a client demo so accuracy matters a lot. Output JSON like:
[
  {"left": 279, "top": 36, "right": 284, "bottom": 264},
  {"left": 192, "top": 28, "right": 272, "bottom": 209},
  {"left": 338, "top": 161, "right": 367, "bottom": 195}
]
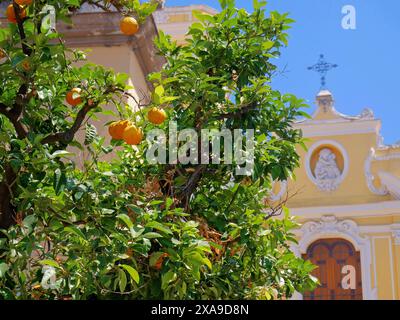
[{"left": 308, "top": 54, "right": 338, "bottom": 89}]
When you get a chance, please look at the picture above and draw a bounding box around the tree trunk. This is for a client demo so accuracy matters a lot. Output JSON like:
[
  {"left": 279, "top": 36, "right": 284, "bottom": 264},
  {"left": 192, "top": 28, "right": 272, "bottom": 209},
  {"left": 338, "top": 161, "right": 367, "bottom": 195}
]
[{"left": 0, "top": 165, "right": 17, "bottom": 229}]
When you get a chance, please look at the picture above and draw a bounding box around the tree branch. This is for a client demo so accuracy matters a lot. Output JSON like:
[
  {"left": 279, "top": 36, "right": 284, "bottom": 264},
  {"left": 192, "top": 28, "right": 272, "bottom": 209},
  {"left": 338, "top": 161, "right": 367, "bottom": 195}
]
[
  {"left": 215, "top": 102, "right": 258, "bottom": 121},
  {"left": 13, "top": 1, "right": 31, "bottom": 56},
  {"left": 181, "top": 165, "right": 206, "bottom": 196},
  {"left": 41, "top": 103, "right": 96, "bottom": 145},
  {"left": 0, "top": 103, "right": 28, "bottom": 139}
]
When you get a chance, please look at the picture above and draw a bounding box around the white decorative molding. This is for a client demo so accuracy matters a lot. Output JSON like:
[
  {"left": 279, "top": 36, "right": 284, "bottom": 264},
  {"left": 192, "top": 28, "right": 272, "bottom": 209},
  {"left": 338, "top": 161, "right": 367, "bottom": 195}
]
[
  {"left": 373, "top": 150, "right": 400, "bottom": 161},
  {"left": 378, "top": 171, "right": 400, "bottom": 200},
  {"left": 267, "top": 180, "right": 287, "bottom": 201},
  {"left": 305, "top": 140, "right": 349, "bottom": 192},
  {"left": 359, "top": 223, "right": 400, "bottom": 234},
  {"left": 359, "top": 108, "right": 374, "bottom": 120},
  {"left": 392, "top": 226, "right": 400, "bottom": 246},
  {"left": 376, "top": 141, "right": 400, "bottom": 150},
  {"left": 296, "top": 90, "right": 376, "bottom": 123},
  {"left": 291, "top": 215, "right": 377, "bottom": 300},
  {"left": 290, "top": 200, "right": 400, "bottom": 219},
  {"left": 364, "top": 148, "right": 400, "bottom": 196},
  {"left": 294, "top": 119, "right": 380, "bottom": 138},
  {"left": 364, "top": 148, "right": 388, "bottom": 195}
]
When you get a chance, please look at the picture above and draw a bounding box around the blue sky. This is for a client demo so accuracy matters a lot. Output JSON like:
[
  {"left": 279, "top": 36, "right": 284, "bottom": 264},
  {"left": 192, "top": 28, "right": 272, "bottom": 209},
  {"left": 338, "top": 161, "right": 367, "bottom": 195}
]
[{"left": 165, "top": 0, "right": 400, "bottom": 144}]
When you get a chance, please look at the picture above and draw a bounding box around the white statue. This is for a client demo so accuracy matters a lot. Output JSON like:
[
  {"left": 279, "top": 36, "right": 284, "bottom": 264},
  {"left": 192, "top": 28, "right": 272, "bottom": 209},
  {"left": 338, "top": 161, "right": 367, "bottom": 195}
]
[{"left": 314, "top": 148, "right": 341, "bottom": 191}]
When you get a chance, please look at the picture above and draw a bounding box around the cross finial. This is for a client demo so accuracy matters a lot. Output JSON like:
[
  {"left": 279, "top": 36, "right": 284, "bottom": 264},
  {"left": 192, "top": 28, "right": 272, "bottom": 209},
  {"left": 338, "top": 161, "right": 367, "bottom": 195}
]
[{"left": 308, "top": 54, "right": 338, "bottom": 89}]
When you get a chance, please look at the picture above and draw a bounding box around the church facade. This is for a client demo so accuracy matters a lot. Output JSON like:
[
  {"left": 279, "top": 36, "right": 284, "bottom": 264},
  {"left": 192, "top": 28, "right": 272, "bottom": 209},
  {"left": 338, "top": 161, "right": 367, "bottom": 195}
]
[{"left": 276, "top": 90, "right": 400, "bottom": 300}]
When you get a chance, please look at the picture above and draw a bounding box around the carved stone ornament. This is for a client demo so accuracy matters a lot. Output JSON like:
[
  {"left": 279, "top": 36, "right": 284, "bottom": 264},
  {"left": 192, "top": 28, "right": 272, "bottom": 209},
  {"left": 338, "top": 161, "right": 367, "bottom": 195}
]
[
  {"left": 314, "top": 148, "right": 342, "bottom": 191},
  {"left": 359, "top": 108, "right": 374, "bottom": 120},
  {"left": 301, "top": 215, "right": 359, "bottom": 238}
]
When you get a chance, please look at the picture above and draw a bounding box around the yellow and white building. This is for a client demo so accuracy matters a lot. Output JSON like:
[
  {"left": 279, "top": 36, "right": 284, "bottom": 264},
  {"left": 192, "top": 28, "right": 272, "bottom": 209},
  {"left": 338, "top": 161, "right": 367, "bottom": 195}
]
[{"left": 275, "top": 90, "right": 400, "bottom": 300}]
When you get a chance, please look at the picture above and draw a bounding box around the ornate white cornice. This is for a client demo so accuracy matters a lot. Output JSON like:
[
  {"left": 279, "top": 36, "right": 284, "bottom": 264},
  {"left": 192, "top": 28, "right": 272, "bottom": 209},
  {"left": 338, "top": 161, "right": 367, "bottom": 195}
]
[
  {"left": 364, "top": 148, "right": 400, "bottom": 196},
  {"left": 294, "top": 90, "right": 382, "bottom": 138},
  {"left": 297, "top": 216, "right": 368, "bottom": 252},
  {"left": 294, "top": 119, "right": 380, "bottom": 138},
  {"left": 296, "top": 90, "right": 376, "bottom": 123},
  {"left": 365, "top": 148, "right": 388, "bottom": 195},
  {"left": 290, "top": 200, "right": 400, "bottom": 219},
  {"left": 378, "top": 172, "right": 400, "bottom": 200}
]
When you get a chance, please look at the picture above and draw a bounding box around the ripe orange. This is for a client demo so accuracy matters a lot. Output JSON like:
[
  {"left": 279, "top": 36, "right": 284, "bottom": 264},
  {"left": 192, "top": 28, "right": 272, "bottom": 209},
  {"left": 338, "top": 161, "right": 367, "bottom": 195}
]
[
  {"left": 153, "top": 253, "right": 169, "bottom": 270},
  {"left": 109, "top": 120, "right": 131, "bottom": 140},
  {"left": 66, "top": 88, "right": 82, "bottom": 107},
  {"left": 6, "top": 4, "right": 26, "bottom": 23},
  {"left": 147, "top": 107, "right": 167, "bottom": 125},
  {"left": 122, "top": 124, "right": 143, "bottom": 145},
  {"left": 120, "top": 17, "right": 139, "bottom": 36},
  {"left": 108, "top": 122, "right": 119, "bottom": 139},
  {"left": 21, "top": 59, "right": 30, "bottom": 71},
  {"left": 15, "top": 0, "right": 33, "bottom": 5}
]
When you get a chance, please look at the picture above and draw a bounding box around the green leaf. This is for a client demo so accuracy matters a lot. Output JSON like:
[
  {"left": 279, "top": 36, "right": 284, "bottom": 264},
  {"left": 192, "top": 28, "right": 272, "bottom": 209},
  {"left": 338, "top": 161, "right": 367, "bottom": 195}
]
[
  {"left": 155, "top": 85, "right": 164, "bottom": 97},
  {"left": 22, "top": 215, "right": 37, "bottom": 233},
  {"left": 0, "top": 263, "right": 9, "bottom": 277},
  {"left": 120, "top": 265, "right": 140, "bottom": 284},
  {"left": 118, "top": 268, "right": 127, "bottom": 293},
  {"left": 141, "top": 232, "right": 163, "bottom": 239},
  {"left": 145, "top": 221, "right": 173, "bottom": 235},
  {"left": 160, "top": 96, "right": 179, "bottom": 104},
  {"left": 10, "top": 159, "right": 23, "bottom": 173},
  {"left": 165, "top": 197, "right": 174, "bottom": 210},
  {"left": 262, "top": 40, "right": 275, "bottom": 50},
  {"left": 50, "top": 150, "right": 75, "bottom": 159},
  {"left": 192, "top": 10, "right": 214, "bottom": 23},
  {"left": 84, "top": 123, "right": 97, "bottom": 145},
  {"left": 53, "top": 168, "right": 66, "bottom": 195},
  {"left": 117, "top": 214, "right": 133, "bottom": 229},
  {"left": 186, "top": 252, "right": 212, "bottom": 270},
  {"left": 161, "top": 270, "right": 177, "bottom": 290},
  {"left": 64, "top": 226, "right": 86, "bottom": 240},
  {"left": 39, "top": 259, "right": 60, "bottom": 269}
]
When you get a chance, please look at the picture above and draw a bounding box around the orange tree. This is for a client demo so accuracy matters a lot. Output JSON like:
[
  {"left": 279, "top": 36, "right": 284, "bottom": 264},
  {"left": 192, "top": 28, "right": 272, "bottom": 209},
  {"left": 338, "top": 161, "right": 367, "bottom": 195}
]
[{"left": 0, "top": 0, "right": 317, "bottom": 299}]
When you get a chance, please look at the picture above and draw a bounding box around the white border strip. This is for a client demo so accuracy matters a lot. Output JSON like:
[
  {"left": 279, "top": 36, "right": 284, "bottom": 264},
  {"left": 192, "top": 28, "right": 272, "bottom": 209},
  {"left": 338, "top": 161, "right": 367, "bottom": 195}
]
[{"left": 291, "top": 200, "right": 400, "bottom": 219}]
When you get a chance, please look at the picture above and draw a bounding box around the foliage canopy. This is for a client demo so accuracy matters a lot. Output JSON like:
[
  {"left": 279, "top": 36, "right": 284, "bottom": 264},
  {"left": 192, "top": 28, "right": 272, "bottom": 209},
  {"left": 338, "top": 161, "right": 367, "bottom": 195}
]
[{"left": 0, "top": 0, "right": 316, "bottom": 299}]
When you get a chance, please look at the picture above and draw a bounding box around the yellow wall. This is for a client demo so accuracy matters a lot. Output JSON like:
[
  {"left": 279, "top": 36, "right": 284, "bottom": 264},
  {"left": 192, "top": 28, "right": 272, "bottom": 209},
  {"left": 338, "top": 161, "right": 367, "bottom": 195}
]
[
  {"left": 393, "top": 243, "right": 400, "bottom": 299},
  {"left": 372, "top": 236, "right": 395, "bottom": 299},
  {"left": 68, "top": 45, "right": 150, "bottom": 164},
  {"left": 288, "top": 132, "right": 393, "bottom": 208}
]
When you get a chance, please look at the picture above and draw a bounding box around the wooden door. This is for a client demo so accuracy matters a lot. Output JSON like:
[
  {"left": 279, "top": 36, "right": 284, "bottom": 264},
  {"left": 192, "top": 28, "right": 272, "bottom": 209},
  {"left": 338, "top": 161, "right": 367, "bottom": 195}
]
[{"left": 302, "top": 238, "right": 363, "bottom": 300}]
